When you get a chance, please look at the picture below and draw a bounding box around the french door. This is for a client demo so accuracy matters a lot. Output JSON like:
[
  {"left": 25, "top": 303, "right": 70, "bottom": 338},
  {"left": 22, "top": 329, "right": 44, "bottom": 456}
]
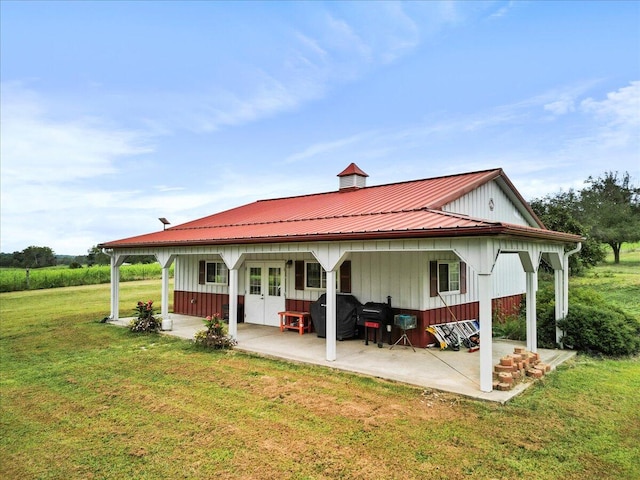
[{"left": 244, "top": 262, "right": 285, "bottom": 326}]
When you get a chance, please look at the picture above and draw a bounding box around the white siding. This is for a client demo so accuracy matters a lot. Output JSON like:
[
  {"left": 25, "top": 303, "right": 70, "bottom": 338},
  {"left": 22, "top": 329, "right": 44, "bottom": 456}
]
[
  {"left": 348, "top": 251, "right": 425, "bottom": 309},
  {"left": 492, "top": 253, "right": 526, "bottom": 298},
  {"left": 175, "top": 255, "right": 234, "bottom": 296},
  {"left": 443, "top": 180, "right": 530, "bottom": 226},
  {"left": 172, "top": 242, "right": 526, "bottom": 312}
]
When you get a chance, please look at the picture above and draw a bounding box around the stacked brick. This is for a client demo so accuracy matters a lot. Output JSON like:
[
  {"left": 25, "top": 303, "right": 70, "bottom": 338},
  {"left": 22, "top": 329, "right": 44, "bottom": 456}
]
[{"left": 493, "top": 346, "right": 551, "bottom": 391}]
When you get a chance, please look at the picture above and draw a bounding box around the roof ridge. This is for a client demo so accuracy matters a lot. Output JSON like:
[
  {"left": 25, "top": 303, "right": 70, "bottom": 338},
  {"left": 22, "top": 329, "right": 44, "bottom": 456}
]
[{"left": 255, "top": 167, "right": 504, "bottom": 204}]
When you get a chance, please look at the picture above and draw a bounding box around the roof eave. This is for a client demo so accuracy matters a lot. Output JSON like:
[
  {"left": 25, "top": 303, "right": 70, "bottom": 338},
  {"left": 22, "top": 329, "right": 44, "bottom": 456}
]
[{"left": 99, "top": 225, "right": 582, "bottom": 250}]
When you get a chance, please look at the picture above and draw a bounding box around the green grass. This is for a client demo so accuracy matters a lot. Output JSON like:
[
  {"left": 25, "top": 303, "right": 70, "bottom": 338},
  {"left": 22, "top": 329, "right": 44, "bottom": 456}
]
[
  {"left": 1, "top": 275, "right": 639, "bottom": 478},
  {"left": 572, "top": 242, "right": 640, "bottom": 319}
]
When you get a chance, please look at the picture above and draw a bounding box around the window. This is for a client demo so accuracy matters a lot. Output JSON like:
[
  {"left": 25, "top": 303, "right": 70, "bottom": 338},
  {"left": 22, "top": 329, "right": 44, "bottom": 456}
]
[
  {"left": 268, "top": 267, "right": 281, "bottom": 296},
  {"left": 437, "top": 261, "right": 460, "bottom": 294},
  {"left": 206, "top": 261, "right": 228, "bottom": 284},
  {"left": 305, "top": 262, "right": 326, "bottom": 289}
]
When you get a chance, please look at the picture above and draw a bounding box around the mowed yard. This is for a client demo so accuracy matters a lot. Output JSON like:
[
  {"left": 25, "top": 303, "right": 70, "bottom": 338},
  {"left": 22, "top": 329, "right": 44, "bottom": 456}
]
[{"left": 1, "top": 253, "right": 639, "bottom": 479}]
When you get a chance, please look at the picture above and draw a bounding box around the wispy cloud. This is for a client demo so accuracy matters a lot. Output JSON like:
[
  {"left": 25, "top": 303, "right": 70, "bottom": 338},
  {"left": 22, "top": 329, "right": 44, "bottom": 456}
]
[
  {"left": 0, "top": 82, "right": 154, "bottom": 184},
  {"left": 284, "top": 131, "right": 376, "bottom": 164},
  {"left": 489, "top": 1, "right": 517, "bottom": 19},
  {"left": 581, "top": 81, "right": 640, "bottom": 127},
  {"left": 173, "top": 4, "right": 426, "bottom": 133},
  {"left": 279, "top": 80, "right": 640, "bottom": 196}
]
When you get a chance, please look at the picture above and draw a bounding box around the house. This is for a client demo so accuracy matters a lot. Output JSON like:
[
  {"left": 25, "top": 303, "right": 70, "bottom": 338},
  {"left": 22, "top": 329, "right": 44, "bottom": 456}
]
[{"left": 99, "top": 164, "right": 582, "bottom": 393}]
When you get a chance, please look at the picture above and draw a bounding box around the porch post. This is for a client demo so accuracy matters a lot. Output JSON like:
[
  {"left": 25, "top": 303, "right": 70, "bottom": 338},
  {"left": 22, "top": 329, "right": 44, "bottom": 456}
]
[
  {"left": 161, "top": 266, "right": 171, "bottom": 330},
  {"left": 228, "top": 268, "right": 239, "bottom": 340},
  {"left": 478, "top": 273, "right": 493, "bottom": 392},
  {"left": 325, "top": 269, "right": 337, "bottom": 362},
  {"left": 155, "top": 252, "right": 176, "bottom": 331},
  {"left": 554, "top": 268, "right": 564, "bottom": 347},
  {"left": 110, "top": 254, "right": 120, "bottom": 320},
  {"left": 525, "top": 271, "right": 538, "bottom": 352}
]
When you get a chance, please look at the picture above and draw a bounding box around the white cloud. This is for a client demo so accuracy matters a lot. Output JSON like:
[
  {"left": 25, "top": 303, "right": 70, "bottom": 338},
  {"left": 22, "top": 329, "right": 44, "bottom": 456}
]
[
  {"left": 0, "top": 82, "right": 154, "bottom": 184},
  {"left": 284, "top": 131, "right": 376, "bottom": 164},
  {"left": 489, "top": 1, "right": 516, "bottom": 19},
  {"left": 544, "top": 98, "right": 576, "bottom": 115},
  {"left": 581, "top": 80, "right": 640, "bottom": 127}
]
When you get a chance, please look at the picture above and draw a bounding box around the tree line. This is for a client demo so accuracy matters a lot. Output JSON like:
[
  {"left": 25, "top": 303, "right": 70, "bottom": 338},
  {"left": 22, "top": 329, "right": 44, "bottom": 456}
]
[
  {"left": 530, "top": 171, "right": 640, "bottom": 269},
  {"left": 0, "top": 246, "right": 157, "bottom": 269}
]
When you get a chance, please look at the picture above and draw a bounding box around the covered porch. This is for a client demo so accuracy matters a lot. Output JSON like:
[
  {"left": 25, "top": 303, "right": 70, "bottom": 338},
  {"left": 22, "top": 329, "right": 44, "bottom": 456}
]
[
  {"left": 109, "top": 314, "right": 576, "bottom": 403},
  {"left": 106, "top": 237, "right": 579, "bottom": 395}
]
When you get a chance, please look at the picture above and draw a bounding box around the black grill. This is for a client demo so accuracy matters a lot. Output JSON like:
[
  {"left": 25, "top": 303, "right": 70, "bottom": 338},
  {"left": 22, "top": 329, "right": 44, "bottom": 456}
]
[
  {"left": 310, "top": 293, "right": 362, "bottom": 340},
  {"left": 357, "top": 299, "right": 393, "bottom": 346}
]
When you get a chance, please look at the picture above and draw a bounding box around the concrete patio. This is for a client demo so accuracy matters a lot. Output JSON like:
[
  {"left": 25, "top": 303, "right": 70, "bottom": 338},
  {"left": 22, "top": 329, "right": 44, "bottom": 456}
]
[{"left": 109, "top": 314, "right": 576, "bottom": 403}]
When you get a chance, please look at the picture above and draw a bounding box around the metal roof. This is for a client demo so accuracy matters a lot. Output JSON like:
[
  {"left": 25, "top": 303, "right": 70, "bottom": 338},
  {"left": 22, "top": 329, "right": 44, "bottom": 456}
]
[{"left": 100, "top": 168, "right": 582, "bottom": 249}]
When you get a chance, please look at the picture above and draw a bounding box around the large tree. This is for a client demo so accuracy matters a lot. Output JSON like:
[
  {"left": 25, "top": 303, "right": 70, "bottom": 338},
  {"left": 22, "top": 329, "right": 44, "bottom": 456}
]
[
  {"left": 530, "top": 190, "right": 606, "bottom": 272},
  {"left": 15, "top": 246, "right": 57, "bottom": 268},
  {"left": 579, "top": 171, "right": 640, "bottom": 263},
  {"left": 87, "top": 246, "right": 111, "bottom": 266}
]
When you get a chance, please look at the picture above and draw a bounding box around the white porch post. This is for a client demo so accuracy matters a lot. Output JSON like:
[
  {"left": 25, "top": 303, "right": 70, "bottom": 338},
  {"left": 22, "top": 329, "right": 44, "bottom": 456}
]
[
  {"left": 228, "top": 268, "right": 239, "bottom": 340},
  {"left": 325, "top": 269, "right": 337, "bottom": 362},
  {"left": 219, "top": 249, "right": 245, "bottom": 342},
  {"left": 455, "top": 239, "right": 498, "bottom": 393},
  {"left": 525, "top": 271, "right": 538, "bottom": 352},
  {"left": 155, "top": 252, "right": 176, "bottom": 331},
  {"left": 478, "top": 273, "right": 493, "bottom": 392},
  {"left": 110, "top": 254, "right": 120, "bottom": 320},
  {"left": 554, "top": 268, "right": 564, "bottom": 346},
  {"left": 161, "top": 266, "right": 171, "bottom": 330},
  {"left": 311, "top": 245, "right": 347, "bottom": 362}
]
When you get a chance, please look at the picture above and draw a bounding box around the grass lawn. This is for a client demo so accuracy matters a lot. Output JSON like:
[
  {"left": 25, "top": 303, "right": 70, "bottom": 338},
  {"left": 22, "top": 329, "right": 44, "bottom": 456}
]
[
  {"left": 2, "top": 277, "right": 639, "bottom": 478},
  {"left": 571, "top": 242, "right": 640, "bottom": 319}
]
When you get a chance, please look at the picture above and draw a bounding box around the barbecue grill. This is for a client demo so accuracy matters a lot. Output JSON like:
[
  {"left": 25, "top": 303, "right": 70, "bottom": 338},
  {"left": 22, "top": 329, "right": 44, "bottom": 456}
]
[
  {"left": 357, "top": 297, "right": 393, "bottom": 347},
  {"left": 310, "top": 293, "right": 362, "bottom": 340}
]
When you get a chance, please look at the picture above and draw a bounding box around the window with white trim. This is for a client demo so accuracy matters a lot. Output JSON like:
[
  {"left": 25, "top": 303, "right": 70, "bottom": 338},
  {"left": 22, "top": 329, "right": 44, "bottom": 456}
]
[
  {"left": 305, "top": 262, "right": 326, "bottom": 289},
  {"left": 206, "top": 261, "right": 228, "bottom": 285},
  {"left": 438, "top": 261, "right": 460, "bottom": 294}
]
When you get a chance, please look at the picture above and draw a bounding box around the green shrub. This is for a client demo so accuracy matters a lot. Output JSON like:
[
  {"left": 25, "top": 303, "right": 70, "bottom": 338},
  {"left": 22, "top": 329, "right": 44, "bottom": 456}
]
[
  {"left": 536, "top": 281, "right": 640, "bottom": 354},
  {"left": 558, "top": 304, "right": 640, "bottom": 356},
  {"left": 492, "top": 314, "right": 526, "bottom": 341}
]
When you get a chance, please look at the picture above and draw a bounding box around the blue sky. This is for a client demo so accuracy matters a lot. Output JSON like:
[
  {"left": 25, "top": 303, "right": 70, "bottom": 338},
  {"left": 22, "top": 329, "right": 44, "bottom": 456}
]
[{"left": 1, "top": 1, "right": 639, "bottom": 255}]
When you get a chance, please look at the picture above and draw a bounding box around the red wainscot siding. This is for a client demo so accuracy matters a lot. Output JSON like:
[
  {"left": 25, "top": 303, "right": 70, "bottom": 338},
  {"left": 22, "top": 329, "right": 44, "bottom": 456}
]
[
  {"left": 390, "top": 294, "right": 523, "bottom": 348},
  {"left": 174, "top": 290, "right": 245, "bottom": 322},
  {"left": 285, "top": 298, "right": 314, "bottom": 313}
]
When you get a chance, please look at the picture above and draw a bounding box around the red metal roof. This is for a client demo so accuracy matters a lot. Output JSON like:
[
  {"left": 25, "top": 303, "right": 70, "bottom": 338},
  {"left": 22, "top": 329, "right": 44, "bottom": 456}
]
[{"left": 100, "top": 168, "right": 581, "bottom": 248}]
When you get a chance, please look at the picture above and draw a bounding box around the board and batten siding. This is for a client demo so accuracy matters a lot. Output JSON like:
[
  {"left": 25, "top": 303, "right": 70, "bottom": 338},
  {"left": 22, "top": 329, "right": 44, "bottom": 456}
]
[
  {"left": 174, "top": 255, "right": 237, "bottom": 295},
  {"left": 174, "top": 248, "right": 525, "bottom": 314},
  {"left": 443, "top": 180, "right": 529, "bottom": 226}
]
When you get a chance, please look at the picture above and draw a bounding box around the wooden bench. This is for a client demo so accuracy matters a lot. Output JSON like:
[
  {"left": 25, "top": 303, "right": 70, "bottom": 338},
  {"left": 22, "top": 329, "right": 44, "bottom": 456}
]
[{"left": 278, "top": 311, "right": 312, "bottom": 335}]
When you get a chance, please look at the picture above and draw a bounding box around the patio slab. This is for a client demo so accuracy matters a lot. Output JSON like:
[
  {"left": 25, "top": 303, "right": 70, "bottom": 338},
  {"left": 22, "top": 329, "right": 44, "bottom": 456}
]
[{"left": 109, "top": 314, "right": 576, "bottom": 403}]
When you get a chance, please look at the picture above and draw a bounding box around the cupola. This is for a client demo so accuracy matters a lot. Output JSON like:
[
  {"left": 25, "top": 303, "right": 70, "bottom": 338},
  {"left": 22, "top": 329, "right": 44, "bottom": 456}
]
[{"left": 337, "top": 163, "right": 368, "bottom": 190}]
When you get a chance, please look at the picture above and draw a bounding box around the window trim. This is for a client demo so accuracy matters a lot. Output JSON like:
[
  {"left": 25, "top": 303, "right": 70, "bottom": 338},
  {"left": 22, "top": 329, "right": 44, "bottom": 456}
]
[
  {"left": 205, "top": 261, "right": 228, "bottom": 285},
  {"left": 438, "top": 260, "right": 460, "bottom": 295},
  {"left": 430, "top": 260, "right": 467, "bottom": 297},
  {"left": 305, "top": 261, "right": 326, "bottom": 290},
  {"left": 295, "top": 260, "right": 351, "bottom": 292}
]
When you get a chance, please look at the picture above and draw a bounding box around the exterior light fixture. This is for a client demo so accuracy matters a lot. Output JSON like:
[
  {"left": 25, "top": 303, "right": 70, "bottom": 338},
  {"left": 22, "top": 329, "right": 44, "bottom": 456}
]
[{"left": 159, "top": 217, "right": 171, "bottom": 230}]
